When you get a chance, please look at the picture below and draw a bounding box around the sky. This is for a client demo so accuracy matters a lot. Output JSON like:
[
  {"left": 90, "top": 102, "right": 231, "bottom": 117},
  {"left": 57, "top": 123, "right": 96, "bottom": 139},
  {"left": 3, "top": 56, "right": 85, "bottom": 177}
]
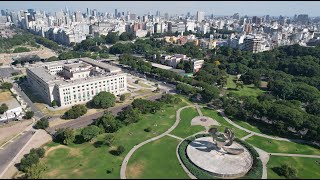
[{"left": 1, "top": 1, "right": 320, "bottom": 17}]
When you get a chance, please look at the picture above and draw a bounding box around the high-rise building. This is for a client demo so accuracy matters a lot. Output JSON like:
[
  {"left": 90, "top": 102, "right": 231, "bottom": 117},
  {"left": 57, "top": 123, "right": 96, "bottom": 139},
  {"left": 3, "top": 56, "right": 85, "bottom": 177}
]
[
  {"left": 24, "top": 11, "right": 29, "bottom": 29},
  {"left": 75, "top": 11, "right": 83, "bottom": 22},
  {"left": 164, "top": 13, "right": 169, "bottom": 20},
  {"left": 196, "top": 11, "right": 205, "bottom": 22},
  {"left": 115, "top": 9, "right": 117, "bottom": 18},
  {"left": 242, "top": 37, "right": 262, "bottom": 53},
  {"left": 252, "top": 16, "right": 257, "bottom": 24},
  {"left": 233, "top": 13, "right": 240, "bottom": 20}
]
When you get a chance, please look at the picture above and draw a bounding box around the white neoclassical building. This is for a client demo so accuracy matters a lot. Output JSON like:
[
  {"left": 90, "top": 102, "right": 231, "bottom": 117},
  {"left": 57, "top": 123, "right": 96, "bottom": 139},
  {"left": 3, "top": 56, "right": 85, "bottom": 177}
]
[{"left": 26, "top": 58, "right": 127, "bottom": 108}]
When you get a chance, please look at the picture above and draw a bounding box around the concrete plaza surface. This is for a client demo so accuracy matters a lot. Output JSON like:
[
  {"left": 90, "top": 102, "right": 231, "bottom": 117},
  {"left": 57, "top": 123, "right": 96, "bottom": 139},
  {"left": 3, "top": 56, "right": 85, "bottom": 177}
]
[{"left": 186, "top": 137, "right": 253, "bottom": 177}]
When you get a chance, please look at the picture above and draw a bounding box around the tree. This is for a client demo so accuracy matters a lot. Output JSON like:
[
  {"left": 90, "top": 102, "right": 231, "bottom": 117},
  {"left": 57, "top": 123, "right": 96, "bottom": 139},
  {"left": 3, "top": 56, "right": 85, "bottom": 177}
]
[
  {"left": 94, "top": 111, "right": 121, "bottom": 133},
  {"left": 105, "top": 32, "right": 119, "bottom": 44},
  {"left": 33, "top": 117, "right": 49, "bottom": 129},
  {"left": 117, "top": 106, "right": 141, "bottom": 125},
  {"left": 51, "top": 100, "right": 57, "bottom": 107},
  {"left": 81, "top": 125, "right": 101, "bottom": 142},
  {"left": 0, "top": 103, "right": 8, "bottom": 114},
  {"left": 115, "top": 145, "right": 125, "bottom": 155},
  {"left": 63, "top": 105, "right": 87, "bottom": 119},
  {"left": 273, "top": 164, "right": 298, "bottom": 179},
  {"left": 120, "top": 94, "right": 126, "bottom": 102},
  {"left": 103, "top": 134, "right": 115, "bottom": 146},
  {"left": 62, "top": 128, "right": 75, "bottom": 145},
  {"left": 1, "top": 82, "right": 13, "bottom": 89},
  {"left": 47, "top": 56, "right": 59, "bottom": 62},
  {"left": 92, "top": 91, "right": 116, "bottom": 109},
  {"left": 306, "top": 101, "right": 320, "bottom": 116},
  {"left": 24, "top": 111, "right": 34, "bottom": 119},
  {"left": 24, "top": 162, "right": 47, "bottom": 179}
]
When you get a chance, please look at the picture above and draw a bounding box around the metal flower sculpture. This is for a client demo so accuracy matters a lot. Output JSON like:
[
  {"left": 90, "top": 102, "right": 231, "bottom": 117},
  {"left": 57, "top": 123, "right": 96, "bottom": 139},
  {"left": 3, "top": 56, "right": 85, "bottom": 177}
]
[{"left": 208, "top": 127, "right": 244, "bottom": 155}]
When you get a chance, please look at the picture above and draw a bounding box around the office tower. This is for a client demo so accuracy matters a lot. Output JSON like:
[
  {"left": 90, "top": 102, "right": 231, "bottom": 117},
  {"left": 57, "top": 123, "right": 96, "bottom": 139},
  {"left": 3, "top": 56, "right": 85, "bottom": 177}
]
[
  {"left": 10, "top": 11, "right": 19, "bottom": 25},
  {"left": 142, "top": 15, "right": 148, "bottom": 22},
  {"left": 86, "top": 8, "right": 90, "bottom": 17},
  {"left": 187, "top": 12, "right": 191, "bottom": 17},
  {"left": 0, "top": 10, "right": 5, "bottom": 16},
  {"left": 115, "top": 9, "right": 117, "bottom": 18},
  {"left": 252, "top": 16, "right": 258, "bottom": 24},
  {"left": 196, "top": 11, "right": 205, "bottom": 22},
  {"left": 23, "top": 11, "right": 29, "bottom": 29},
  {"left": 75, "top": 11, "right": 83, "bottom": 22},
  {"left": 164, "top": 13, "right": 169, "bottom": 20},
  {"left": 233, "top": 13, "right": 240, "bottom": 20},
  {"left": 92, "top": 9, "right": 97, "bottom": 17}
]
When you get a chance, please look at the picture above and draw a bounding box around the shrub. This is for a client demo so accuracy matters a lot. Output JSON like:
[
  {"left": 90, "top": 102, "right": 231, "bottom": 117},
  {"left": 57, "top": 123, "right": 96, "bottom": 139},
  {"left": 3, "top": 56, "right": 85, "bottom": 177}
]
[
  {"left": 63, "top": 105, "right": 87, "bottom": 119},
  {"left": 272, "top": 164, "right": 298, "bottom": 179},
  {"left": 116, "top": 145, "right": 125, "bottom": 155},
  {"left": 24, "top": 111, "right": 34, "bottom": 119},
  {"left": 144, "top": 127, "right": 152, "bottom": 132},
  {"left": 33, "top": 117, "right": 49, "bottom": 129}
]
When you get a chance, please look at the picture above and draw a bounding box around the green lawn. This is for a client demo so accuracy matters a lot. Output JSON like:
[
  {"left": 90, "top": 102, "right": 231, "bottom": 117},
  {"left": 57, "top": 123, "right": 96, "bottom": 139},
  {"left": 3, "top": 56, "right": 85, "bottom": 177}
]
[
  {"left": 41, "top": 100, "right": 189, "bottom": 179},
  {"left": 232, "top": 118, "right": 263, "bottom": 134},
  {"left": 245, "top": 136, "right": 320, "bottom": 155},
  {"left": 227, "top": 75, "right": 265, "bottom": 97},
  {"left": 126, "top": 136, "right": 189, "bottom": 179},
  {"left": 267, "top": 156, "right": 320, "bottom": 179},
  {"left": 171, "top": 107, "right": 205, "bottom": 138},
  {"left": 201, "top": 107, "right": 249, "bottom": 138}
]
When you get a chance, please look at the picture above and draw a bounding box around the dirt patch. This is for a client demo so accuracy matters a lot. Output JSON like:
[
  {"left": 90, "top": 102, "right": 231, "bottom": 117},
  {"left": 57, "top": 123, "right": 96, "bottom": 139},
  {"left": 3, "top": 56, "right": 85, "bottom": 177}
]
[
  {"left": 169, "top": 115, "right": 175, "bottom": 119},
  {"left": 127, "top": 161, "right": 145, "bottom": 178},
  {"left": 45, "top": 144, "right": 81, "bottom": 157},
  {"left": 45, "top": 168, "right": 62, "bottom": 178},
  {"left": 0, "top": 91, "right": 13, "bottom": 101}
]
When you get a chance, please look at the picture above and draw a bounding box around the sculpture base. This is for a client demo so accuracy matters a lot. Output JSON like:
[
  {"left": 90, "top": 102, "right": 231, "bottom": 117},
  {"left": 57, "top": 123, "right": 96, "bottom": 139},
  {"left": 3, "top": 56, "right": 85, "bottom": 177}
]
[{"left": 186, "top": 137, "right": 253, "bottom": 178}]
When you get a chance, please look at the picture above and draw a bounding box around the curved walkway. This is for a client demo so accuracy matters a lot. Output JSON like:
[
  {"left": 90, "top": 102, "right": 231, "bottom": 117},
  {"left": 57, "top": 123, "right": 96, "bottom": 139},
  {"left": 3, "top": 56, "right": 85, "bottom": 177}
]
[
  {"left": 120, "top": 105, "right": 195, "bottom": 179},
  {"left": 217, "top": 110, "right": 312, "bottom": 144}
]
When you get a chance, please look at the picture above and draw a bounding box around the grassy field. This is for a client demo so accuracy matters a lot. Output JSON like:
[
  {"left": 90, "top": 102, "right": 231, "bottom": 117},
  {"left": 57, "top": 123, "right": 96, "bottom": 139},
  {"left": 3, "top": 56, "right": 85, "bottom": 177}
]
[
  {"left": 201, "top": 107, "right": 249, "bottom": 138},
  {"left": 41, "top": 100, "right": 188, "bottom": 179},
  {"left": 232, "top": 118, "right": 263, "bottom": 134},
  {"left": 126, "top": 136, "right": 189, "bottom": 179},
  {"left": 171, "top": 107, "right": 205, "bottom": 138},
  {"left": 226, "top": 75, "right": 265, "bottom": 97},
  {"left": 267, "top": 156, "right": 320, "bottom": 179},
  {"left": 245, "top": 136, "right": 320, "bottom": 155}
]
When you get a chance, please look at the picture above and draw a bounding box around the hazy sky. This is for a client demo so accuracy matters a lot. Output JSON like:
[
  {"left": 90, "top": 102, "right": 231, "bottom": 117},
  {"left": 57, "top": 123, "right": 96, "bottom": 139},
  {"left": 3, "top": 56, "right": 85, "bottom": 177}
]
[{"left": 1, "top": 1, "right": 320, "bottom": 17}]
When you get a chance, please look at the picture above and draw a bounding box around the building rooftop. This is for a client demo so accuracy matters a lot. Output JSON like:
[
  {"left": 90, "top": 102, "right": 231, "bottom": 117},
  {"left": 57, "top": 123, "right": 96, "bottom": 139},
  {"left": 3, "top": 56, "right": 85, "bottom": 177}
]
[{"left": 28, "top": 58, "right": 125, "bottom": 87}]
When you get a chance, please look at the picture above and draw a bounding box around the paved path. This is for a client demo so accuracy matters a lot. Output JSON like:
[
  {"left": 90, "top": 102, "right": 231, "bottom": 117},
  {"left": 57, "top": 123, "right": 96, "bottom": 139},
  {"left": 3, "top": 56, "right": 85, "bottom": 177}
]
[
  {"left": 241, "top": 133, "right": 255, "bottom": 141},
  {"left": 120, "top": 105, "right": 195, "bottom": 179},
  {"left": 269, "top": 153, "right": 320, "bottom": 158},
  {"left": 217, "top": 110, "right": 312, "bottom": 144},
  {"left": 254, "top": 147, "right": 270, "bottom": 179},
  {"left": 0, "top": 130, "right": 35, "bottom": 178},
  {"left": 167, "top": 133, "right": 184, "bottom": 141},
  {"left": 194, "top": 103, "right": 203, "bottom": 116}
]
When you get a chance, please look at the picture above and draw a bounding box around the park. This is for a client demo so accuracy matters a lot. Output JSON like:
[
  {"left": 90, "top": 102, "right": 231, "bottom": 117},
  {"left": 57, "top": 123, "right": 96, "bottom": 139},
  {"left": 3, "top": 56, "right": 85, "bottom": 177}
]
[{"left": 36, "top": 95, "right": 320, "bottom": 179}]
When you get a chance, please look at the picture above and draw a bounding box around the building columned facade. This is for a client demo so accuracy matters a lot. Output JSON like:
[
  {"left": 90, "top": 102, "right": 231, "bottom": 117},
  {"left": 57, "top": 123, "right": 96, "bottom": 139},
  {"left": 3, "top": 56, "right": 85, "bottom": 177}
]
[{"left": 26, "top": 58, "right": 127, "bottom": 107}]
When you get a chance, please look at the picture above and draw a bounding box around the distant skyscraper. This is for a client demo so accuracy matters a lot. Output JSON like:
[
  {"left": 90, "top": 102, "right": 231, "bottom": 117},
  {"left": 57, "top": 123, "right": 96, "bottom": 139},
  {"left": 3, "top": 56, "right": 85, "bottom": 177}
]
[
  {"left": 187, "top": 12, "right": 191, "bottom": 17},
  {"left": 24, "top": 11, "right": 29, "bottom": 29},
  {"left": 87, "top": 8, "right": 90, "bottom": 17},
  {"left": 196, "top": 11, "right": 205, "bottom": 22},
  {"left": 115, "top": 9, "right": 117, "bottom": 18},
  {"left": 164, "top": 13, "right": 169, "bottom": 20},
  {"left": 233, "top": 13, "right": 240, "bottom": 20},
  {"left": 75, "top": 11, "right": 83, "bottom": 22}
]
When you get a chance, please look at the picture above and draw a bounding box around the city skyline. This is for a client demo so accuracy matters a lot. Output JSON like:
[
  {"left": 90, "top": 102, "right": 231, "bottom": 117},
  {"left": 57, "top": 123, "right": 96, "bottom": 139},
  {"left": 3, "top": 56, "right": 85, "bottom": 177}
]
[{"left": 1, "top": 1, "right": 320, "bottom": 17}]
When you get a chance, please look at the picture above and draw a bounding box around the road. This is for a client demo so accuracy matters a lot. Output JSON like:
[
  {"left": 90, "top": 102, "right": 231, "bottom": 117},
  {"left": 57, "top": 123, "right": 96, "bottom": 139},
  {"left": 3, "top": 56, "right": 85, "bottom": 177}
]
[
  {"left": 46, "top": 94, "right": 163, "bottom": 135},
  {"left": 120, "top": 105, "right": 194, "bottom": 179},
  {"left": 0, "top": 131, "right": 33, "bottom": 174},
  {"left": 9, "top": 79, "right": 44, "bottom": 119}
]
